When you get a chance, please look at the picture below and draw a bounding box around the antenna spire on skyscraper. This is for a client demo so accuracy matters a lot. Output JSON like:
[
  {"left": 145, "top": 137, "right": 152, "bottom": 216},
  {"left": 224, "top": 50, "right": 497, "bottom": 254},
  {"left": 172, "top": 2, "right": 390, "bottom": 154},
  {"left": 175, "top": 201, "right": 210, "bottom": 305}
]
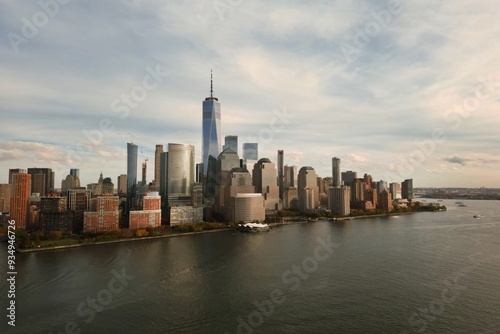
[{"left": 210, "top": 69, "right": 213, "bottom": 98}]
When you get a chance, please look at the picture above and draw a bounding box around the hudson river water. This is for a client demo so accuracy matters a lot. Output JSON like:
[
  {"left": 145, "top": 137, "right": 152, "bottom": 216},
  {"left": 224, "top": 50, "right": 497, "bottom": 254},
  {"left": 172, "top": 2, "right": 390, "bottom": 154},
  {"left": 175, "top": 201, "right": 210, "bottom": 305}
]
[{"left": 1, "top": 199, "right": 500, "bottom": 333}]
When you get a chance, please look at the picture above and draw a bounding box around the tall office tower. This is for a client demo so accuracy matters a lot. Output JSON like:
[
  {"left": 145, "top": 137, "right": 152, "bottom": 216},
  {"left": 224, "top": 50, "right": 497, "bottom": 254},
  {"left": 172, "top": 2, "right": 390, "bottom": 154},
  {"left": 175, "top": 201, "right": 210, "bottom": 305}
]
[
  {"left": 297, "top": 166, "right": 319, "bottom": 211},
  {"left": 192, "top": 183, "right": 204, "bottom": 208},
  {"left": 70, "top": 168, "right": 79, "bottom": 179},
  {"left": 364, "top": 174, "right": 372, "bottom": 188},
  {"left": 9, "top": 169, "right": 27, "bottom": 184},
  {"left": 223, "top": 135, "right": 238, "bottom": 154},
  {"left": 217, "top": 148, "right": 241, "bottom": 173},
  {"left": 202, "top": 71, "right": 221, "bottom": 174},
  {"left": 389, "top": 182, "right": 401, "bottom": 200},
  {"left": 0, "top": 183, "right": 12, "bottom": 212},
  {"left": 10, "top": 173, "right": 31, "bottom": 229},
  {"left": 317, "top": 177, "right": 325, "bottom": 195},
  {"left": 377, "top": 180, "right": 388, "bottom": 194},
  {"left": 67, "top": 188, "right": 91, "bottom": 233},
  {"left": 328, "top": 186, "right": 351, "bottom": 216},
  {"left": 242, "top": 143, "right": 258, "bottom": 161},
  {"left": 283, "top": 186, "right": 298, "bottom": 210},
  {"left": 141, "top": 161, "right": 147, "bottom": 186},
  {"left": 204, "top": 155, "right": 218, "bottom": 206},
  {"left": 127, "top": 142, "right": 138, "bottom": 209},
  {"left": 159, "top": 152, "right": 169, "bottom": 210},
  {"left": 322, "top": 177, "right": 333, "bottom": 191},
  {"left": 341, "top": 171, "right": 357, "bottom": 187},
  {"left": 242, "top": 143, "right": 258, "bottom": 174},
  {"left": 351, "top": 178, "right": 366, "bottom": 202},
  {"left": 332, "top": 157, "right": 341, "bottom": 187},
  {"left": 27, "top": 168, "right": 54, "bottom": 196},
  {"left": 167, "top": 143, "right": 195, "bottom": 206},
  {"left": 283, "top": 166, "right": 297, "bottom": 210},
  {"left": 252, "top": 158, "right": 282, "bottom": 211},
  {"left": 61, "top": 174, "right": 78, "bottom": 193},
  {"left": 117, "top": 174, "right": 127, "bottom": 195},
  {"left": 284, "top": 165, "right": 296, "bottom": 188},
  {"left": 221, "top": 167, "right": 255, "bottom": 220},
  {"left": 154, "top": 145, "right": 163, "bottom": 190},
  {"left": 214, "top": 148, "right": 241, "bottom": 213},
  {"left": 402, "top": 179, "right": 414, "bottom": 200},
  {"left": 196, "top": 163, "right": 204, "bottom": 183},
  {"left": 277, "top": 150, "right": 284, "bottom": 200}
]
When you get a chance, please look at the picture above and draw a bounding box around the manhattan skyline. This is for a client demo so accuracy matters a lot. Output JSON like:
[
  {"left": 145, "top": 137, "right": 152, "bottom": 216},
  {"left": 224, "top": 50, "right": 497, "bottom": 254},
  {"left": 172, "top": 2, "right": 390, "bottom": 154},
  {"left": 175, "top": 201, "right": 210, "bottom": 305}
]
[{"left": 1, "top": 1, "right": 499, "bottom": 187}]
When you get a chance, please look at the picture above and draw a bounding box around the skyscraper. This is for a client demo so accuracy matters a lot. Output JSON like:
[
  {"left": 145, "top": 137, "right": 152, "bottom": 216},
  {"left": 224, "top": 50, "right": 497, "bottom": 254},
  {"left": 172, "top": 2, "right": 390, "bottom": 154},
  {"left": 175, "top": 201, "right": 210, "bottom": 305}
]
[
  {"left": 243, "top": 143, "right": 258, "bottom": 161},
  {"left": 252, "top": 158, "right": 282, "bottom": 211},
  {"left": 277, "top": 150, "right": 284, "bottom": 200},
  {"left": 283, "top": 165, "right": 297, "bottom": 209},
  {"left": 298, "top": 166, "right": 319, "bottom": 211},
  {"left": 70, "top": 168, "right": 79, "bottom": 179},
  {"left": 402, "top": 179, "right": 413, "bottom": 200},
  {"left": 332, "top": 157, "right": 341, "bottom": 187},
  {"left": 27, "top": 168, "right": 54, "bottom": 196},
  {"left": 127, "top": 142, "right": 138, "bottom": 209},
  {"left": 223, "top": 167, "right": 255, "bottom": 220},
  {"left": 117, "top": 174, "right": 127, "bottom": 194},
  {"left": 328, "top": 186, "right": 351, "bottom": 216},
  {"left": 9, "top": 169, "right": 27, "bottom": 184},
  {"left": 214, "top": 148, "right": 241, "bottom": 213},
  {"left": 284, "top": 165, "right": 296, "bottom": 188},
  {"left": 167, "top": 143, "right": 195, "bottom": 206},
  {"left": 341, "top": 171, "right": 357, "bottom": 187},
  {"left": 154, "top": 145, "right": 163, "bottom": 190},
  {"left": 10, "top": 173, "right": 31, "bottom": 229},
  {"left": 389, "top": 182, "right": 401, "bottom": 200},
  {"left": 223, "top": 135, "right": 238, "bottom": 154},
  {"left": 202, "top": 71, "right": 221, "bottom": 174},
  {"left": 141, "top": 161, "right": 147, "bottom": 186},
  {"left": 159, "top": 152, "right": 169, "bottom": 211}
]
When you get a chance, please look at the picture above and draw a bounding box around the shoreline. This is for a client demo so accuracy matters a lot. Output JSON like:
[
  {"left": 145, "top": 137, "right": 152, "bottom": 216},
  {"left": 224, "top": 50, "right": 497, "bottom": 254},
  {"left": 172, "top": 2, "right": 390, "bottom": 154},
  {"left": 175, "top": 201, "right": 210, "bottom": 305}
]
[
  {"left": 16, "top": 228, "right": 233, "bottom": 253},
  {"left": 15, "top": 211, "right": 421, "bottom": 253}
]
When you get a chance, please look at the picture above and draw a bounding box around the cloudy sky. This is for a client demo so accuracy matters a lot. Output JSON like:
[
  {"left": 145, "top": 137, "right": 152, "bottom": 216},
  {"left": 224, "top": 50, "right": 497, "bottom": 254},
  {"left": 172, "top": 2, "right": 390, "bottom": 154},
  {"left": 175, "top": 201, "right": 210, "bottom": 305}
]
[{"left": 1, "top": 0, "right": 499, "bottom": 188}]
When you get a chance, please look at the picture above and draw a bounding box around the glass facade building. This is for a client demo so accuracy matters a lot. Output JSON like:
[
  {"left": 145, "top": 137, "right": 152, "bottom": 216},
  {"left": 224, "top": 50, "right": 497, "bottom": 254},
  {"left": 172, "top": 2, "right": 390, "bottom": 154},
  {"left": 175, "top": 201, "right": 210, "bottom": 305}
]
[
  {"left": 167, "top": 143, "right": 195, "bottom": 206},
  {"left": 202, "top": 74, "right": 221, "bottom": 174},
  {"left": 242, "top": 143, "right": 258, "bottom": 161},
  {"left": 127, "top": 142, "right": 138, "bottom": 201},
  {"left": 223, "top": 135, "right": 238, "bottom": 154},
  {"left": 332, "top": 157, "right": 341, "bottom": 187}
]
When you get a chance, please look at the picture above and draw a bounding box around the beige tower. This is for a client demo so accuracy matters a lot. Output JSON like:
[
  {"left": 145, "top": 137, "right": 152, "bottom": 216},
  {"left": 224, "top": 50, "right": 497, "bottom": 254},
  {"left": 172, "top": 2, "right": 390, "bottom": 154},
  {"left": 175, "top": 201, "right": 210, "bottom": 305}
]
[{"left": 252, "top": 158, "right": 282, "bottom": 211}]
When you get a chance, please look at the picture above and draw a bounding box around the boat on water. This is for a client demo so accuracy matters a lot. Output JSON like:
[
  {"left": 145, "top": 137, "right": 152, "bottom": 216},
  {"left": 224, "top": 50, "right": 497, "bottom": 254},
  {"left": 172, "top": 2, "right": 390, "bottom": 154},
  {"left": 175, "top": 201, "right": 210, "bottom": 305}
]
[
  {"left": 473, "top": 215, "right": 481, "bottom": 219},
  {"left": 236, "top": 223, "right": 270, "bottom": 233}
]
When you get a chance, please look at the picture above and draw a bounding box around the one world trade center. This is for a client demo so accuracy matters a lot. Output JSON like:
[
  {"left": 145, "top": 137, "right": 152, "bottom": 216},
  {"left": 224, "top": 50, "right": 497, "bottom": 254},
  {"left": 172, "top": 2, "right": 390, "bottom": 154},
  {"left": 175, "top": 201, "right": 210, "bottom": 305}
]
[{"left": 202, "top": 71, "right": 221, "bottom": 174}]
